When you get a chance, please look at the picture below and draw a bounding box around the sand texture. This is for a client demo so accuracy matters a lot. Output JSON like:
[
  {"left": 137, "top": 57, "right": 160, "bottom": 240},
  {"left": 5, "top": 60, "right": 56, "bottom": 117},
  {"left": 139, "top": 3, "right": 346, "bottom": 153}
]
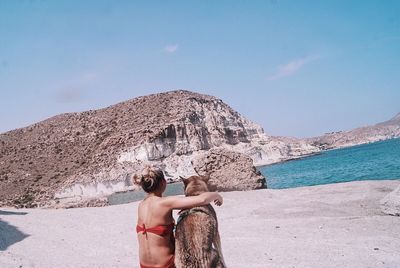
[{"left": 1, "top": 180, "right": 400, "bottom": 268}]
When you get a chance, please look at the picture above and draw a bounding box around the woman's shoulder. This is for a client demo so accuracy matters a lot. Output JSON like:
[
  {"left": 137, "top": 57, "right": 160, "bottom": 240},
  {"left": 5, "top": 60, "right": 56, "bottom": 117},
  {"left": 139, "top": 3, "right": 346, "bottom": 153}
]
[{"left": 140, "top": 196, "right": 167, "bottom": 208}]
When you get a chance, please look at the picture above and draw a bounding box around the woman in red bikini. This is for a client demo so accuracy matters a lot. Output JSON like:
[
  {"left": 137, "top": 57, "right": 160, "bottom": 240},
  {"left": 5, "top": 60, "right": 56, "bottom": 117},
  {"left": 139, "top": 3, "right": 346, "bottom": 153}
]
[{"left": 134, "top": 167, "right": 223, "bottom": 268}]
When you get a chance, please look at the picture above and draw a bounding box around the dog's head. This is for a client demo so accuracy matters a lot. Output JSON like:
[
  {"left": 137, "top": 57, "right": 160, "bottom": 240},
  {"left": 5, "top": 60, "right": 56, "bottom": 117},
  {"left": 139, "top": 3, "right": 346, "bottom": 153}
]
[{"left": 180, "top": 175, "right": 210, "bottom": 196}]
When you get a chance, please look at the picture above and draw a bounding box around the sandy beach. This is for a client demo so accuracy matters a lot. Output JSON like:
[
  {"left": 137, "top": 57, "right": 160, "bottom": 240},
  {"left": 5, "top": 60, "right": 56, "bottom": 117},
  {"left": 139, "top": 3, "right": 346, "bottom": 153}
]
[{"left": 1, "top": 180, "right": 400, "bottom": 268}]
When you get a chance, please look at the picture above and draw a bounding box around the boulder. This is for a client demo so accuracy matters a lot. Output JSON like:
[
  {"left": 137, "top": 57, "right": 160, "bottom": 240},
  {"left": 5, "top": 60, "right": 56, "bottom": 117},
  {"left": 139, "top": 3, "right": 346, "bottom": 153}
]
[
  {"left": 192, "top": 148, "right": 266, "bottom": 191},
  {"left": 380, "top": 185, "right": 400, "bottom": 216}
]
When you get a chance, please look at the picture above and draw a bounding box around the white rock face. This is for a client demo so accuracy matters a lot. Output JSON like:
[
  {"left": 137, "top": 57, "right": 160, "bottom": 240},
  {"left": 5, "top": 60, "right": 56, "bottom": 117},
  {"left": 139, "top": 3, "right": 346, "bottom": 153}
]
[
  {"left": 115, "top": 96, "right": 320, "bottom": 177},
  {"left": 54, "top": 180, "right": 134, "bottom": 199},
  {"left": 56, "top": 95, "right": 321, "bottom": 205},
  {"left": 54, "top": 94, "right": 321, "bottom": 206},
  {"left": 380, "top": 185, "right": 400, "bottom": 216},
  {"left": 53, "top": 163, "right": 142, "bottom": 204}
]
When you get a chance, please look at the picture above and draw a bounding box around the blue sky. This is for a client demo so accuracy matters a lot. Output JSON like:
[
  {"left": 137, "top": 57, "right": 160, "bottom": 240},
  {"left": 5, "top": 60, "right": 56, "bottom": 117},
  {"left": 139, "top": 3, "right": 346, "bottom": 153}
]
[{"left": 1, "top": 0, "right": 399, "bottom": 137}]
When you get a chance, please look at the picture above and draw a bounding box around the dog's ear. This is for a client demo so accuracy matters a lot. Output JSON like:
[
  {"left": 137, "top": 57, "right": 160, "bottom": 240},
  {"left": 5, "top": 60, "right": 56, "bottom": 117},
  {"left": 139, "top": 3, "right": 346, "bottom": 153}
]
[
  {"left": 180, "top": 176, "right": 189, "bottom": 186},
  {"left": 202, "top": 174, "right": 211, "bottom": 183}
]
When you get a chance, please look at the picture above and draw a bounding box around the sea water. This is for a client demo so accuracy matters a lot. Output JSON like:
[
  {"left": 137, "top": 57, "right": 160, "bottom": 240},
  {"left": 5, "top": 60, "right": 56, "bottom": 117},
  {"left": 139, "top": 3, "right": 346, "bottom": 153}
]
[
  {"left": 109, "top": 138, "right": 400, "bottom": 205},
  {"left": 108, "top": 181, "right": 185, "bottom": 205},
  {"left": 259, "top": 137, "right": 400, "bottom": 189}
]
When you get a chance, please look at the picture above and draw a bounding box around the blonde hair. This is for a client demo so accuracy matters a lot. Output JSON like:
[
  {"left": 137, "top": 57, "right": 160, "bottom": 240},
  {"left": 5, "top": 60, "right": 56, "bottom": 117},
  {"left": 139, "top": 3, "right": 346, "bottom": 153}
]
[{"left": 133, "top": 166, "right": 165, "bottom": 193}]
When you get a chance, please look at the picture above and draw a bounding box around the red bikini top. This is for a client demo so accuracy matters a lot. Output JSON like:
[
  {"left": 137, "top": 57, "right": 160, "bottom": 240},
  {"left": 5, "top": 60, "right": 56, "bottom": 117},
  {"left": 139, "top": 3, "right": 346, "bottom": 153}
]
[{"left": 136, "top": 222, "right": 174, "bottom": 237}]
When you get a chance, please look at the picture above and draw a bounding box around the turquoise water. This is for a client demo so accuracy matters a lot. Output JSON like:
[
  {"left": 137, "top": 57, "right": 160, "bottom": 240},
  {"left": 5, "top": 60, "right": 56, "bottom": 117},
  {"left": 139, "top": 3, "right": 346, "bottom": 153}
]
[
  {"left": 108, "top": 182, "right": 184, "bottom": 205},
  {"left": 259, "top": 138, "right": 400, "bottom": 189}
]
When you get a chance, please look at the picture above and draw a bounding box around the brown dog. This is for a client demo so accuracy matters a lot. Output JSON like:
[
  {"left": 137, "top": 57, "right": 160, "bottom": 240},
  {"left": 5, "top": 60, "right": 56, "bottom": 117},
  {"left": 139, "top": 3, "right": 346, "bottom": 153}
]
[{"left": 175, "top": 175, "right": 226, "bottom": 268}]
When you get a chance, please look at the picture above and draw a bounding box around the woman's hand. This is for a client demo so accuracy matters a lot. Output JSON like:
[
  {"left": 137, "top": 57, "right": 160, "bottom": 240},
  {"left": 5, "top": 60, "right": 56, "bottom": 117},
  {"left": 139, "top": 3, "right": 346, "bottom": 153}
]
[
  {"left": 213, "top": 193, "right": 223, "bottom": 206},
  {"left": 161, "top": 192, "right": 223, "bottom": 210}
]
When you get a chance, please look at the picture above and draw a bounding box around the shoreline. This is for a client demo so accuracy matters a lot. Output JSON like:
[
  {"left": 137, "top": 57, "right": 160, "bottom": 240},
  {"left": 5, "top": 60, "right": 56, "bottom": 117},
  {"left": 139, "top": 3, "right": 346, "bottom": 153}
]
[
  {"left": 255, "top": 151, "right": 323, "bottom": 169},
  {"left": 1, "top": 179, "right": 399, "bottom": 268},
  {"left": 256, "top": 136, "right": 400, "bottom": 169}
]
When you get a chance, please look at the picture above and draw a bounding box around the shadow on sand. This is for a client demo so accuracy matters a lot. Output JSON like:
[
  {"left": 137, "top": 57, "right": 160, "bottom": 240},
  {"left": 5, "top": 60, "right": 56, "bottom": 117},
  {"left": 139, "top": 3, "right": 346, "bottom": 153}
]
[
  {"left": 0, "top": 210, "right": 30, "bottom": 251},
  {"left": 0, "top": 210, "right": 28, "bottom": 216}
]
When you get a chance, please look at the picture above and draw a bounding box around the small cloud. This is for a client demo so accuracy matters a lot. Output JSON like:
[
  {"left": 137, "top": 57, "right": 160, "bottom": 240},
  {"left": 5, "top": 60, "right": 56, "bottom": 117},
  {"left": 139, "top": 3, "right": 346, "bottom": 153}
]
[
  {"left": 267, "top": 55, "right": 320, "bottom": 81},
  {"left": 55, "top": 87, "right": 85, "bottom": 103},
  {"left": 164, "top": 44, "right": 179, "bottom": 53}
]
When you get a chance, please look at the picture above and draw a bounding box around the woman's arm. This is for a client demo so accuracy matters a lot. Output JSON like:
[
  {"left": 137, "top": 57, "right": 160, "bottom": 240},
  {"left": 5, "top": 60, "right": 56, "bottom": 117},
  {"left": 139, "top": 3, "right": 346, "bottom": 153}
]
[{"left": 160, "top": 192, "right": 223, "bottom": 210}]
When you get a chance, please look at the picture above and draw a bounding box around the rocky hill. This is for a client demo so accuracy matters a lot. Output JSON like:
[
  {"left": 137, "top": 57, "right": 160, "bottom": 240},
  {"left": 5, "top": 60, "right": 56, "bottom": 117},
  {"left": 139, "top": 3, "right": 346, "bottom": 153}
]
[
  {"left": 308, "top": 113, "right": 400, "bottom": 150},
  {"left": 0, "top": 90, "right": 318, "bottom": 208},
  {"left": 1, "top": 90, "right": 398, "bottom": 208}
]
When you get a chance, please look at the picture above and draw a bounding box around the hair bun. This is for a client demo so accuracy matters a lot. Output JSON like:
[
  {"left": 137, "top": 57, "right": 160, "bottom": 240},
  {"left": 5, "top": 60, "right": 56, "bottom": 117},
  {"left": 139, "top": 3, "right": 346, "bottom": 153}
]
[{"left": 132, "top": 166, "right": 165, "bottom": 193}]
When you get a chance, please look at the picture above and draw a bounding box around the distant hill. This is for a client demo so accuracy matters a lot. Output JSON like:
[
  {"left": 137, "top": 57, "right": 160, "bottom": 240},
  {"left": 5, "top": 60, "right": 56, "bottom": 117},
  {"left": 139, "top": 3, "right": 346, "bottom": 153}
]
[
  {"left": 308, "top": 112, "right": 400, "bottom": 150},
  {"left": 382, "top": 112, "right": 400, "bottom": 124}
]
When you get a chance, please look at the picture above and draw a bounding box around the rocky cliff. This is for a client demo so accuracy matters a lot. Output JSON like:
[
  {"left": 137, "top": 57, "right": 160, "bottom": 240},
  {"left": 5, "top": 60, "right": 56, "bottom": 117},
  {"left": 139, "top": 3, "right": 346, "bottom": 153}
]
[{"left": 0, "top": 90, "right": 319, "bottom": 208}]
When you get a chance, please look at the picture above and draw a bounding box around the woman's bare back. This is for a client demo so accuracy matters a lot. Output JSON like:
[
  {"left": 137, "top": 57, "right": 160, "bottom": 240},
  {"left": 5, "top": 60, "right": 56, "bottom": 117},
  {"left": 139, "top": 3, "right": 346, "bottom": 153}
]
[{"left": 137, "top": 196, "right": 175, "bottom": 266}]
